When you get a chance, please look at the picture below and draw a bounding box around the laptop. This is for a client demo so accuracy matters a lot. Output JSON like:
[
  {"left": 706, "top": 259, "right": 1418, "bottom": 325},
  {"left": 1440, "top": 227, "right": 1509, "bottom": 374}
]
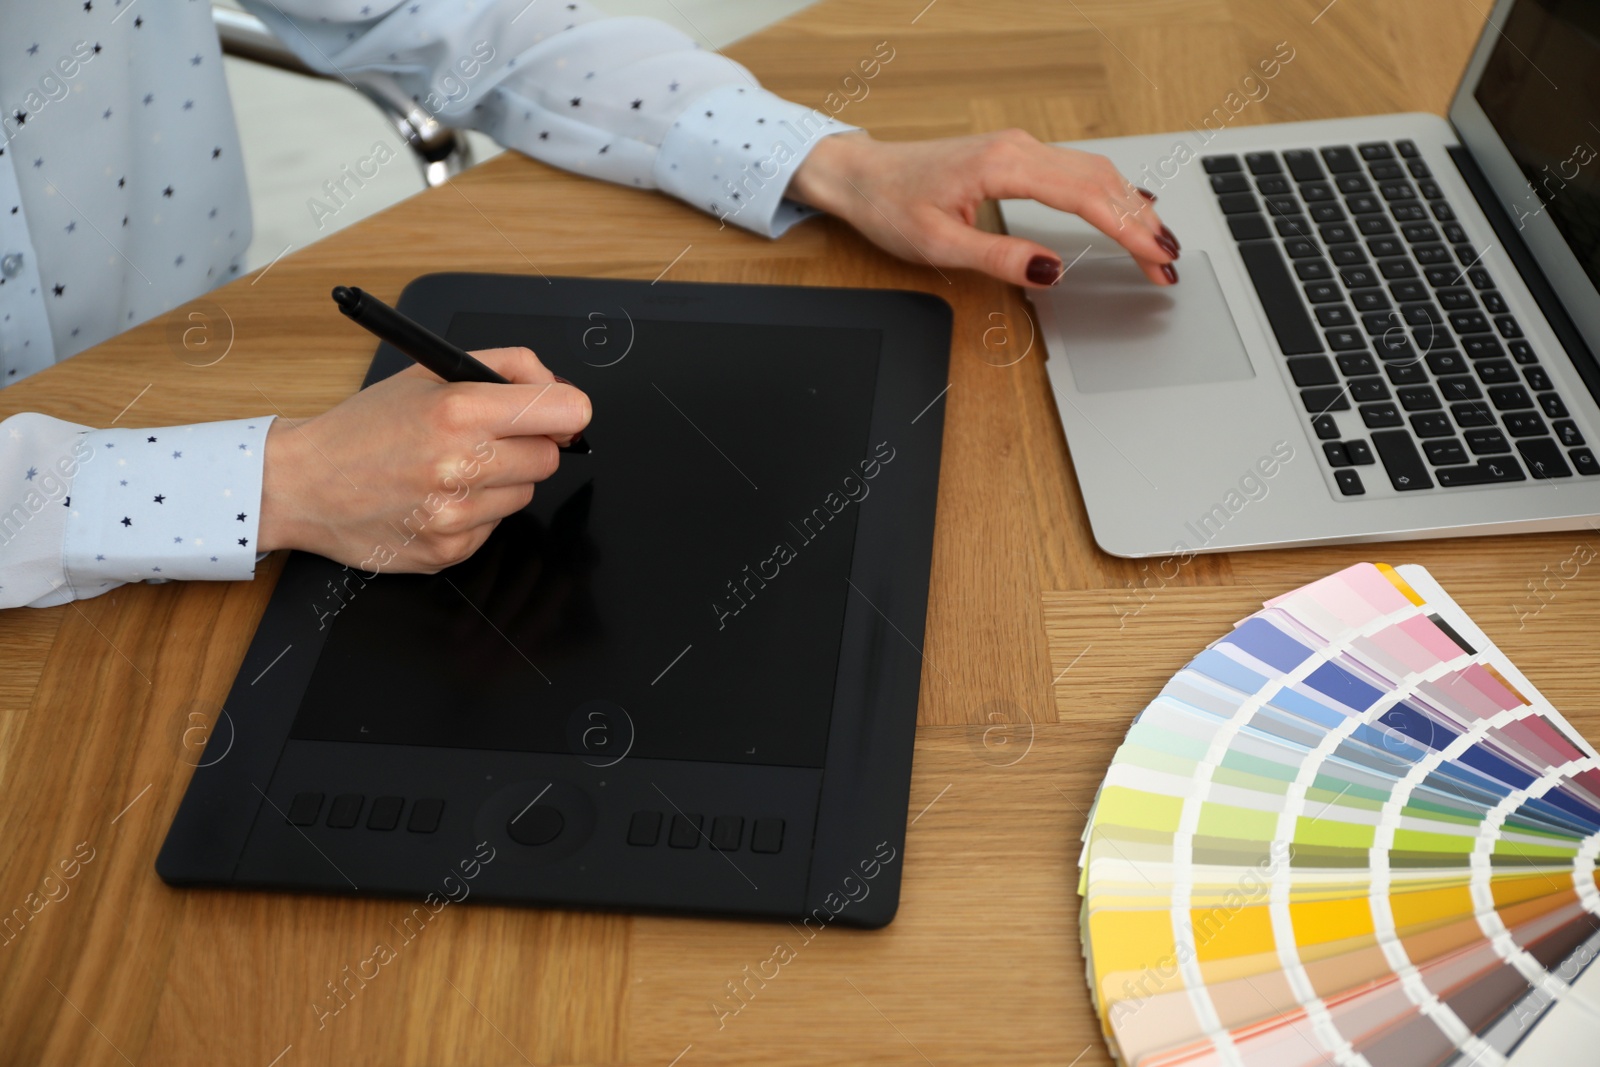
[{"left": 997, "top": 0, "right": 1600, "bottom": 557}]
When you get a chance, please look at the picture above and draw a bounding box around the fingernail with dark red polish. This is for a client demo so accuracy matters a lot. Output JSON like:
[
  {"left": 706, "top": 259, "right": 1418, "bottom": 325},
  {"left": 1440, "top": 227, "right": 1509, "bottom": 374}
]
[
  {"left": 1161, "top": 264, "right": 1179, "bottom": 285},
  {"left": 1026, "top": 255, "right": 1063, "bottom": 285},
  {"left": 553, "top": 375, "right": 571, "bottom": 384},
  {"left": 1155, "top": 234, "right": 1180, "bottom": 259},
  {"left": 1137, "top": 187, "right": 1157, "bottom": 202},
  {"left": 1160, "top": 225, "right": 1180, "bottom": 251}
]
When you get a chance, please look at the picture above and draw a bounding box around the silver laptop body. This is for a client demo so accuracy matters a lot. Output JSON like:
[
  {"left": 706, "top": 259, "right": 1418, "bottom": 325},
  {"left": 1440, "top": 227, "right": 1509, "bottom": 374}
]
[{"left": 998, "top": 0, "right": 1600, "bottom": 557}]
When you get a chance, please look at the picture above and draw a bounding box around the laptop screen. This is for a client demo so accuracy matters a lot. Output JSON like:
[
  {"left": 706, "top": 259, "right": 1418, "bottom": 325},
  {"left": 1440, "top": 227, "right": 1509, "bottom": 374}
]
[
  {"left": 1473, "top": 0, "right": 1600, "bottom": 290},
  {"left": 1453, "top": 0, "right": 1600, "bottom": 364}
]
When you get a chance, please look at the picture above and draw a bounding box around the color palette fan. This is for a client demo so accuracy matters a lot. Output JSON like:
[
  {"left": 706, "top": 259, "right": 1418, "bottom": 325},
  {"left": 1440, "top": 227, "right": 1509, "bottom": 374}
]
[{"left": 1079, "top": 563, "right": 1600, "bottom": 1066}]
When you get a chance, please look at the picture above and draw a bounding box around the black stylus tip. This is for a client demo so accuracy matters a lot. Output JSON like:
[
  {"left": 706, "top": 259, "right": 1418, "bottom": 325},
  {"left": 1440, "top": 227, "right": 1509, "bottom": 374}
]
[{"left": 331, "top": 285, "right": 358, "bottom": 312}]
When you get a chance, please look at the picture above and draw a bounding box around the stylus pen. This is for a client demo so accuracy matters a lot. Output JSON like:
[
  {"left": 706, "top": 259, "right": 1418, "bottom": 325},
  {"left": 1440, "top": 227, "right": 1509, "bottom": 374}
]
[{"left": 332, "top": 285, "right": 588, "bottom": 452}]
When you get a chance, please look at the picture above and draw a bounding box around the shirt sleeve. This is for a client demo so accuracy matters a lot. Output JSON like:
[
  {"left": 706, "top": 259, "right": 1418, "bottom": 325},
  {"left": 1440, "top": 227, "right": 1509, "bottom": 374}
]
[
  {"left": 237, "top": 0, "right": 857, "bottom": 237},
  {"left": 0, "top": 413, "right": 272, "bottom": 609}
]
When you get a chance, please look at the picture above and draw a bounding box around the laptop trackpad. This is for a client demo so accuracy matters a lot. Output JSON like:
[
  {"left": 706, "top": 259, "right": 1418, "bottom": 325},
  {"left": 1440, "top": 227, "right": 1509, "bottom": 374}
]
[{"left": 1050, "top": 251, "right": 1255, "bottom": 393}]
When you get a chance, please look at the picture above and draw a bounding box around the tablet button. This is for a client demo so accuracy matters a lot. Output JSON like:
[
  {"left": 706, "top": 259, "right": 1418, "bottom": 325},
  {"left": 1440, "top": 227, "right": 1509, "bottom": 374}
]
[
  {"left": 327, "top": 794, "right": 364, "bottom": 829},
  {"left": 710, "top": 817, "right": 743, "bottom": 851},
  {"left": 507, "top": 804, "right": 564, "bottom": 846},
  {"left": 287, "top": 792, "right": 323, "bottom": 826},
  {"left": 627, "top": 811, "right": 662, "bottom": 846},
  {"left": 751, "top": 819, "right": 785, "bottom": 854},
  {"left": 367, "top": 796, "right": 404, "bottom": 831},
  {"left": 408, "top": 798, "right": 444, "bottom": 833},
  {"left": 668, "top": 814, "right": 703, "bottom": 848}
]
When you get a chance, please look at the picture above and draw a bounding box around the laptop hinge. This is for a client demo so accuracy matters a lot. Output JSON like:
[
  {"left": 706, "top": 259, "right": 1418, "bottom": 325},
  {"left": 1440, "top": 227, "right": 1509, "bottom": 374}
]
[{"left": 1447, "top": 145, "right": 1600, "bottom": 409}]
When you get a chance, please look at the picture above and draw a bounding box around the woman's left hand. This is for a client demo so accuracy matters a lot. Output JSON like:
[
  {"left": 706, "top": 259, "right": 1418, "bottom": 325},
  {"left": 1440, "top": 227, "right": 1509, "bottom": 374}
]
[{"left": 787, "top": 128, "right": 1180, "bottom": 289}]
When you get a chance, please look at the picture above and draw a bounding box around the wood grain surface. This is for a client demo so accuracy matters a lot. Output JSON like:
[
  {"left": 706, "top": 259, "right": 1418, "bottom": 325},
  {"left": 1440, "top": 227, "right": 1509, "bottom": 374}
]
[{"left": 5, "top": 2, "right": 1594, "bottom": 1064}]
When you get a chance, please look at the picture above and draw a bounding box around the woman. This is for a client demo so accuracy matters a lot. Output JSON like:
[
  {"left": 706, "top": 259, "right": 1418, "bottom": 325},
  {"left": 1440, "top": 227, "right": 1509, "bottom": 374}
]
[{"left": 0, "top": 0, "right": 1177, "bottom": 609}]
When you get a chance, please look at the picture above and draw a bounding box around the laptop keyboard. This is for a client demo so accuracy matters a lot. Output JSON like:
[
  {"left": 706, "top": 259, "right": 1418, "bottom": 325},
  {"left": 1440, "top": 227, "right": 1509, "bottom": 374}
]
[{"left": 1204, "top": 140, "right": 1599, "bottom": 495}]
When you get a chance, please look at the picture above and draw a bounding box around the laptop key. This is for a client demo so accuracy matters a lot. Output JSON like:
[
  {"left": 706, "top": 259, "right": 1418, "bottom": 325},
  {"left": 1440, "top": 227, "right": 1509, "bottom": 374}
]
[
  {"left": 1357, "top": 214, "right": 1393, "bottom": 234},
  {"left": 1414, "top": 244, "right": 1451, "bottom": 265},
  {"left": 1370, "top": 429, "right": 1433, "bottom": 489},
  {"left": 1423, "top": 439, "right": 1469, "bottom": 465},
  {"left": 1401, "top": 222, "right": 1440, "bottom": 243},
  {"left": 1360, "top": 142, "right": 1395, "bottom": 161},
  {"left": 1211, "top": 173, "right": 1252, "bottom": 194},
  {"left": 1311, "top": 203, "right": 1347, "bottom": 224},
  {"left": 1465, "top": 428, "right": 1511, "bottom": 454},
  {"left": 1437, "top": 375, "right": 1482, "bottom": 402},
  {"left": 1454, "top": 244, "right": 1480, "bottom": 265},
  {"left": 1517, "top": 438, "right": 1571, "bottom": 478},
  {"left": 1319, "top": 222, "right": 1357, "bottom": 244},
  {"left": 1267, "top": 195, "right": 1301, "bottom": 216},
  {"left": 1237, "top": 241, "right": 1324, "bottom": 354},
  {"left": 1385, "top": 361, "right": 1426, "bottom": 385},
  {"left": 1401, "top": 303, "right": 1441, "bottom": 326},
  {"left": 1342, "top": 267, "right": 1380, "bottom": 289},
  {"left": 1375, "top": 333, "right": 1416, "bottom": 361},
  {"left": 1229, "top": 214, "right": 1272, "bottom": 241},
  {"left": 1288, "top": 356, "right": 1338, "bottom": 386},
  {"left": 1378, "top": 258, "right": 1417, "bottom": 280},
  {"left": 1284, "top": 149, "right": 1324, "bottom": 181},
  {"left": 1396, "top": 140, "right": 1419, "bottom": 158},
  {"left": 1437, "top": 288, "right": 1476, "bottom": 311},
  {"left": 1397, "top": 385, "right": 1441, "bottom": 411},
  {"left": 1305, "top": 282, "right": 1342, "bottom": 304},
  {"left": 1426, "top": 351, "right": 1467, "bottom": 376},
  {"left": 1300, "top": 182, "right": 1336, "bottom": 202},
  {"left": 1360, "top": 402, "right": 1403, "bottom": 428},
  {"left": 1345, "top": 439, "right": 1375, "bottom": 464},
  {"left": 1436, "top": 457, "right": 1525, "bottom": 486},
  {"left": 1390, "top": 281, "right": 1429, "bottom": 303},
  {"left": 1431, "top": 201, "right": 1456, "bottom": 221},
  {"left": 1349, "top": 195, "right": 1386, "bottom": 216},
  {"left": 1350, "top": 377, "right": 1391, "bottom": 403},
  {"left": 1332, "top": 246, "right": 1368, "bottom": 267},
  {"left": 1408, "top": 160, "right": 1432, "bottom": 178},
  {"left": 1362, "top": 311, "right": 1402, "bottom": 335},
  {"left": 1442, "top": 222, "right": 1468, "bottom": 243},
  {"left": 1411, "top": 413, "right": 1453, "bottom": 437},
  {"left": 1452, "top": 402, "right": 1496, "bottom": 427},
  {"left": 1296, "top": 259, "right": 1334, "bottom": 281},
  {"left": 1391, "top": 203, "right": 1428, "bottom": 222},
  {"left": 1353, "top": 290, "right": 1392, "bottom": 312},
  {"left": 1461, "top": 335, "right": 1504, "bottom": 360},
  {"left": 1475, "top": 360, "right": 1518, "bottom": 385},
  {"left": 1312, "top": 414, "right": 1340, "bottom": 439},
  {"left": 1337, "top": 175, "right": 1372, "bottom": 194},
  {"left": 1334, "top": 469, "right": 1365, "bottom": 495},
  {"left": 1321, "top": 146, "right": 1361, "bottom": 173},
  {"left": 1338, "top": 351, "right": 1378, "bottom": 376},
  {"left": 1554, "top": 420, "right": 1584, "bottom": 447},
  {"left": 1369, "top": 162, "right": 1406, "bottom": 181},
  {"left": 1482, "top": 291, "right": 1508, "bottom": 314},
  {"left": 1504, "top": 412, "right": 1547, "bottom": 437},
  {"left": 1424, "top": 266, "right": 1465, "bottom": 288},
  {"left": 1469, "top": 268, "right": 1494, "bottom": 289},
  {"left": 1366, "top": 237, "right": 1404, "bottom": 260},
  {"left": 1523, "top": 366, "right": 1552, "bottom": 391},
  {"left": 1509, "top": 340, "right": 1537, "bottom": 364},
  {"left": 1489, "top": 385, "right": 1533, "bottom": 410},
  {"left": 1245, "top": 151, "right": 1282, "bottom": 175},
  {"left": 1218, "top": 192, "right": 1259, "bottom": 214},
  {"left": 1450, "top": 310, "right": 1490, "bottom": 334},
  {"left": 1285, "top": 238, "right": 1320, "bottom": 258},
  {"left": 1318, "top": 305, "right": 1356, "bottom": 328},
  {"left": 1327, "top": 328, "right": 1367, "bottom": 351},
  {"left": 1323, "top": 442, "right": 1351, "bottom": 467},
  {"left": 1495, "top": 315, "right": 1524, "bottom": 338},
  {"left": 1303, "top": 386, "right": 1350, "bottom": 413},
  {"left": 1276, "top": 216, "right": 1314, "bottom": 238},
  {"left": 1572, "top": 448, "right": 1600, "bottom": 475},
  {"left": 1203, "top": 154, "right": 1243, "bottom": 173},
  {"left": 1257, "top": 176, "right": 1293, "bottom": 195}
]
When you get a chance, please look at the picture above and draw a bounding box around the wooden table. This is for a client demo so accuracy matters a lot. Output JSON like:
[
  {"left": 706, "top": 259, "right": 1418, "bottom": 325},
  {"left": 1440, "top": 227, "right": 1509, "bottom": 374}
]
[{"left": 6, "top": 2, "right": 1594, "bottom": 1063}]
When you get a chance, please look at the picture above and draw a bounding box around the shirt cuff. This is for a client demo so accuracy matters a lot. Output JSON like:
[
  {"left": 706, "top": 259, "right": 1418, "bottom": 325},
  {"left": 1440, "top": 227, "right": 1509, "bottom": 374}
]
[
  {"left": 62, "top": 417, "right": 275, "bottom": 591},
  {"left": 654, "top": 85, "right": 858, "bottom": 238}
]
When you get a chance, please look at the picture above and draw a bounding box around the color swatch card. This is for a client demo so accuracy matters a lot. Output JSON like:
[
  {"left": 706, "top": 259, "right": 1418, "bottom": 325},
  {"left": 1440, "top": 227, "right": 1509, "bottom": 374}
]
[{"left": 1079, "top": 563, "right": 1600, "bottom": 1067}]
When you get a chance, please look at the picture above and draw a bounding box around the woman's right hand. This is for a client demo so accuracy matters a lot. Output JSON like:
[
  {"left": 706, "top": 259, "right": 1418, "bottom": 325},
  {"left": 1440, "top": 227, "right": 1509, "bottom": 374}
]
[{"left": 257, "top": 346, "right": 590, "bottom": 573}]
